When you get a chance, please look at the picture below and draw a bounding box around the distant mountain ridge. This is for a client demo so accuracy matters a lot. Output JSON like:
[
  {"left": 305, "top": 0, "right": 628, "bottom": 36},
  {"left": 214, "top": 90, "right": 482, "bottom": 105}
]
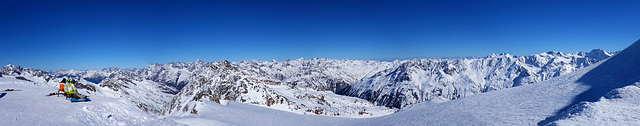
[
  {"left": 341, "top": 49, "right": 614, "bottom": 108},
  {"left": 0, "top": 49, "right": 614, "bottom": 117}
]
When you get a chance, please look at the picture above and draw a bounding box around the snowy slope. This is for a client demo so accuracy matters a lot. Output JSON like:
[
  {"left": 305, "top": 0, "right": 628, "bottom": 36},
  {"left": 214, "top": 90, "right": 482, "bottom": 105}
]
[
  {"left": 551, "top": 85, "right": 640, "bottom": 125},
  {"left": 168, "top": 100, "right": 353, "bottom": 126},
  {"left": 1, "top": 64, "right": 177, "bottom": 116},
  {"left": 0, "top": 77, "right": 180, "bottom": 125}
]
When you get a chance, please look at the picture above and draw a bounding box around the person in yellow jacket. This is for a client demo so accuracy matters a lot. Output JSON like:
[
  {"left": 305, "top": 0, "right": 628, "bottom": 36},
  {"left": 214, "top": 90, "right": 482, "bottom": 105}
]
[
  {"left": 68, "top": 79, "right": 76, "bottom": 96},
  {"left": 63, "top": 79, "right": 78, "bottom": 98}
]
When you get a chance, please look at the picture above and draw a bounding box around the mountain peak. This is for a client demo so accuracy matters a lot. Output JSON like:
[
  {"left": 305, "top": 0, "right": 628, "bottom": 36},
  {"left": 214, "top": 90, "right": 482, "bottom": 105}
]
[
  {"left": 102, "top": 67, "right": 121, "bottom": 71},
  {"left": 584, "top": 48, "right": 613, "bottom": 59},
  {"left": 588, "top": 48, "right": 609, "bottom": 55},
  {"left": 2, "top": 64, "right": 21, "bottom": 69},
  {"left": 486, "top": 53, "right": 512, "bottom": 58},
  {"left": 545, "top": 51, "right": 565, "bottom": 56}
]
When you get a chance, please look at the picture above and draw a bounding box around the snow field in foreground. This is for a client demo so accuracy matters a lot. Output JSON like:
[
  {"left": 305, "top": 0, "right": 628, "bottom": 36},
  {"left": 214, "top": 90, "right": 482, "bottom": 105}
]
[{"left": 0, "top": 78, "right": 179, "bottom": 125}]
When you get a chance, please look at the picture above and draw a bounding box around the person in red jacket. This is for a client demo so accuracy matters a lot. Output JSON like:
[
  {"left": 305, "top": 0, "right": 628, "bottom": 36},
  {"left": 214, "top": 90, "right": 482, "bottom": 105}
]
[{"left": 58, "top": 78, "right": 66, "bottom": 97}]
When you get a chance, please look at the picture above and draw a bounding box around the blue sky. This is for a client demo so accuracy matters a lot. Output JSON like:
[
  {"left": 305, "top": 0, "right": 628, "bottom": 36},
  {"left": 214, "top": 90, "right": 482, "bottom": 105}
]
[{"left": 1, "top": 0, "right": 640, "bottom": 70}]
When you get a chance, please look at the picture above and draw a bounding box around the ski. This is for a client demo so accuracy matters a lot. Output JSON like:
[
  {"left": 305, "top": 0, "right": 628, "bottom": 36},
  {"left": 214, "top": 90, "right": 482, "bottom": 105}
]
[
  {"left": 70, "top": 97, "right": 91, "bottom": 102},
  {"left": 46, "top": 93, "right": 63, "bottom": 96},
  {"left": 4, "top": 89, "right": 22, "bottom": 92},
  {"left": 1, "top": 89, "right": 21, "bottom": 92}
]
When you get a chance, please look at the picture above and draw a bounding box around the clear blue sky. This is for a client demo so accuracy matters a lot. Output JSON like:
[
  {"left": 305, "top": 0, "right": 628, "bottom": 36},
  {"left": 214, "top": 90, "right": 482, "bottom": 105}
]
[{"left": 2, "top": 0, "right": 640, "bottom": 70}]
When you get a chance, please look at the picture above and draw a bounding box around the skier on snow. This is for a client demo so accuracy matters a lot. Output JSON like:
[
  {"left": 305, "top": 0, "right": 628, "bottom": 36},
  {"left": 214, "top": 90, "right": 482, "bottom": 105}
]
[
  {"left": 67, "top": 79, "right": 77, "bottom": 98},
  {"left": 58, "top": 78, "right": 66, "bottom": 96}
]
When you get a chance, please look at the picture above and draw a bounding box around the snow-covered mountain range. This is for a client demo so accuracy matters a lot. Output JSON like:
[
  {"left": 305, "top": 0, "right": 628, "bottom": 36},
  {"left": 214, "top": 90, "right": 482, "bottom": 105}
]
[
  {"left": 342, "top": 49, "right": 614, "bottom": 108},
  {"left": 329, "top": 40, "right": 640, "bottom": 126},
  {"left": 0, "top": 49, "right": 613, "bottom": 118}
]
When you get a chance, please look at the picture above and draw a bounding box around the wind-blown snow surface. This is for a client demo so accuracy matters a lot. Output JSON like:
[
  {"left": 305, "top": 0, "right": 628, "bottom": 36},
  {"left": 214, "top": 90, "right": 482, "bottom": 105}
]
[{"left": 552, "top": 85, "right": 640, "bottom": 125}]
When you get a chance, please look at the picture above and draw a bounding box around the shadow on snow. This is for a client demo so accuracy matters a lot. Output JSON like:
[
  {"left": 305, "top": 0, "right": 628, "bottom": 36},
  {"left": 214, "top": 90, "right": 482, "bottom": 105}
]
[{"left": 538, "top": 39, "right": 640, "bottom": 125}]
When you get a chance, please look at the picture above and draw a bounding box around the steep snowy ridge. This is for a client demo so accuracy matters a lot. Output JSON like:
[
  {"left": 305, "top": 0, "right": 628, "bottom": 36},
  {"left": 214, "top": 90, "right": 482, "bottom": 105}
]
[
  {"left": 341, "top": 49, "right": 613, "bottom": 108},
  {"left": 543, "top": 41, "right": 640, "bottom": 125}
]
